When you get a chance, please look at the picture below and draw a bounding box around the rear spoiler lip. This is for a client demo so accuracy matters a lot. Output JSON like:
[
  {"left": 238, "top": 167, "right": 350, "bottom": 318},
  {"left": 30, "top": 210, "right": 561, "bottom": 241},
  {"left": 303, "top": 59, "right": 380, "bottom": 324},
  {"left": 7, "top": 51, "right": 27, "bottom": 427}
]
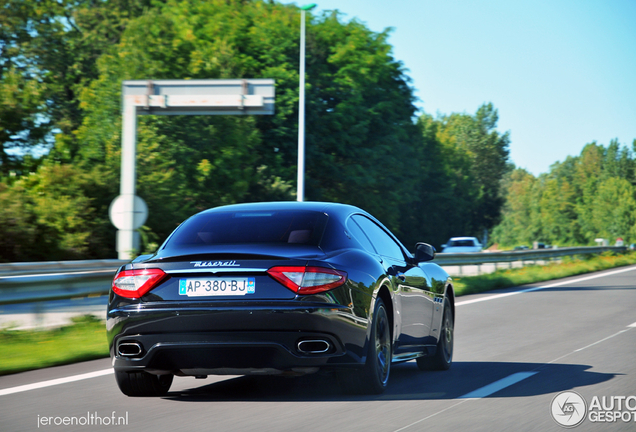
[{"left": 148, "top": 245, "right": 325, "bottom": 263}]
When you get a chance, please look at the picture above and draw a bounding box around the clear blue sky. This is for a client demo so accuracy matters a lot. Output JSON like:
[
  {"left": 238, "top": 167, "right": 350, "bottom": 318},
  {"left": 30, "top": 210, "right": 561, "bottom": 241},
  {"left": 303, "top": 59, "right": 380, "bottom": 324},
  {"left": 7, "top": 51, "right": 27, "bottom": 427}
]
[{"left": 283, "top": 0, "right": 636, "bottom": 176}]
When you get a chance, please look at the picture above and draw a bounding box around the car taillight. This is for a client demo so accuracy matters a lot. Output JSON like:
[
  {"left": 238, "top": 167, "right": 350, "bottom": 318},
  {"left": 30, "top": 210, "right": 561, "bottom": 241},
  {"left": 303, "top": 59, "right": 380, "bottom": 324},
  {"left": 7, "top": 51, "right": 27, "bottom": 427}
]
[
  {"left": 112, "top": 268, "right": 168, "bottom": 298},
  {"left": 266, "top": 266, "right": 347, "bottom": 295}
]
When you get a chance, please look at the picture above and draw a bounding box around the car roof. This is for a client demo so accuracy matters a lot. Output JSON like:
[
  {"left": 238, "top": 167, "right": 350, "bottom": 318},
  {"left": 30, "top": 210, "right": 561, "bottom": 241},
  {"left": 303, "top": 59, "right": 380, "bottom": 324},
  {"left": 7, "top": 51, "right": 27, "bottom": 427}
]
[
  {"left": 449, "top": 236, "right": 479, "bottom": 241},
  {"left": 199, "top": 201, "right": 366, "bottom": 219}
]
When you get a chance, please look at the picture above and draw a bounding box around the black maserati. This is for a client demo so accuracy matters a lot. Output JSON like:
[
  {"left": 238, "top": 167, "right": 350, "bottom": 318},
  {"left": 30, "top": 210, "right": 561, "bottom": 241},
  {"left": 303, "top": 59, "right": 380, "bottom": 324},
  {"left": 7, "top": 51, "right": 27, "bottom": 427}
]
[{"left": 107, "top": 201, "right": 454, "bottom": 396}]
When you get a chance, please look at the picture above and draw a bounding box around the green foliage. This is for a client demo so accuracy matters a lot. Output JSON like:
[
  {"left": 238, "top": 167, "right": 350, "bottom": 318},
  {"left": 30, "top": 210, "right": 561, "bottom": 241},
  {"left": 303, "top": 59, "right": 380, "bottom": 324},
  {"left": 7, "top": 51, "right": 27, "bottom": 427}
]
[
  {"left": 0, "top": 315, "right": 108, "bottom": 376},
  {"left": 436, "top": 103, "right": 511, "bottom": 232},
  {"left": 399, "top": 104, "right": 512, "bottom": 248},
  {"left": 0, "top": 68, "right": 48, "bottom": 173},
  {"left": 591, "top": 177, "right": 636, "bottom": 241},
  {"left": 0, "top": 0, "right": 519, "bottom": 260},
  {"left": 453, "top": 251, "right": 636, "bottom": 296},
  {"left": 42, "top": 0, "right": 428, "bottom": 249},
  {"left": 1, "top": 0, "right": 160, "bottom": 161},
  {"left": 305, "top": 11, "right": 420, "bottom": 230},
  {"left": 0, "top": 161, "right": 110, "bottom": 261},
  {"left": 493, "top": 139, "right": 636, "bottom": 248}
]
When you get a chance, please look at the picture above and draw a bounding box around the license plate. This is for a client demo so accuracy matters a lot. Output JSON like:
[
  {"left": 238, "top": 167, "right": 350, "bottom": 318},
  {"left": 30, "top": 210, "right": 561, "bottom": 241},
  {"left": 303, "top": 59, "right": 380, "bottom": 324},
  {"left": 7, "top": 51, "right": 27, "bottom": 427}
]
[{"left": 179, "top": 277, "right": 255, "bottom": 297}]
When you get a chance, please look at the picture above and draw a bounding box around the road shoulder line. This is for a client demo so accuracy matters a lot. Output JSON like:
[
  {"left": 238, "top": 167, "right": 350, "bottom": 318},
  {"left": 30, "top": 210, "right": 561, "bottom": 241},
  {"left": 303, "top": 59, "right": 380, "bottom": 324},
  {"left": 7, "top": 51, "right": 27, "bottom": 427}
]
[
  {"left": 456, "top": 265, "right": 636, "bottom": 307},
  {"left": 0, "top": 368, "right": 113, "bottom": 397}
]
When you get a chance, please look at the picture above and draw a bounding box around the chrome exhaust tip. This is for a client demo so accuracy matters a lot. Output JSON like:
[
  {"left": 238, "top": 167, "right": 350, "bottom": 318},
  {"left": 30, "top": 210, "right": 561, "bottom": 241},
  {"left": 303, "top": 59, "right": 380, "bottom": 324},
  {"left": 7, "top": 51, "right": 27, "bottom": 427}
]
[
  {"left": 117, "top": 342, "right": 143, "bottom": 357},
  {"left": 297, "top": 339, "right": 331, "bottom": 354}
]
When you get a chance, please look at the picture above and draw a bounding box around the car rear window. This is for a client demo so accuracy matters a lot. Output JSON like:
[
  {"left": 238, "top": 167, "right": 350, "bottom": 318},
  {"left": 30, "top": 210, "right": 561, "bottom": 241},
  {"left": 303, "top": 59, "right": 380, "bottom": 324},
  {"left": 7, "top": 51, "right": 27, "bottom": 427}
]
[
  {"left": 448, "top": 239, "right": 477, "bottom": 247},
  {"left": 165, "top": 210, "right": 328, "bottom": 247}
]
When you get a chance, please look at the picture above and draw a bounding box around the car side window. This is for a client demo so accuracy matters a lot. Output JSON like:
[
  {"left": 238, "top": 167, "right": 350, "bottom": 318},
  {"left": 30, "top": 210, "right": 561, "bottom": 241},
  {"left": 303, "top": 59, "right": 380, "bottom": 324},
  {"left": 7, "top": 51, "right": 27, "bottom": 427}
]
[
  {"left": 346, "top": 218, "right": 377, "bottom": 254},
  {"left": 352, "top": 215, "right": 405, "bottom": 261}
]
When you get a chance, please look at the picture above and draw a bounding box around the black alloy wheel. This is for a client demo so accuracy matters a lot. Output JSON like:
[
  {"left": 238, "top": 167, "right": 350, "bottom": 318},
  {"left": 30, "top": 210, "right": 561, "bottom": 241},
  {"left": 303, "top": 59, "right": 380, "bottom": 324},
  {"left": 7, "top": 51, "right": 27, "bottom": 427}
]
[
  {"left": 372, "top": 299, "right": 392, "bottom": 386},
  {"left": 417, "top": 297, "right": 453, "bottom": 371},
  {"left": 339, "top": 297, "right": 392, "bottom": 394}
]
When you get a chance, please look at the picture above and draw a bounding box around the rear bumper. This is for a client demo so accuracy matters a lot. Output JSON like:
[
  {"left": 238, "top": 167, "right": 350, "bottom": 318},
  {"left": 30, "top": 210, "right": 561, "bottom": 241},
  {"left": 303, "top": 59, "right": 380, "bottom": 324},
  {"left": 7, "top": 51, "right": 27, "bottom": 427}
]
[{"left": 107, "top": 302, "right": 370, "bottom": 375}]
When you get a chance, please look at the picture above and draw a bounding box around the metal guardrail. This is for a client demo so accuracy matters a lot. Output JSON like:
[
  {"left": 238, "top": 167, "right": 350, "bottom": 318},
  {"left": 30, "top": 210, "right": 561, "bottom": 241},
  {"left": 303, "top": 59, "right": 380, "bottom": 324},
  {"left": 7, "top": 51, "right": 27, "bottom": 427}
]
[
  {"left": 0, "top": 259, "right": 128, "bottom": 277},
  {"left": 0, "top": 260, "right": 127, "bottom": 305},
  {"left": 0, "top": 247, "right": 627, "bottom": 305},
  {"left": 433, "top": 246, "right": 626, "bottom": 266}
]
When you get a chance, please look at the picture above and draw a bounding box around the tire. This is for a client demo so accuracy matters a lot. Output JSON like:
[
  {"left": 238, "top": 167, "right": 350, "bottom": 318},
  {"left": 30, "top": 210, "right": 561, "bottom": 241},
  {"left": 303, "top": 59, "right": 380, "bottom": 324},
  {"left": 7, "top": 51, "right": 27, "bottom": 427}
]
[
  {"left": 115, "top": 370, "right": 173, "bottom": 397},
  {"left": 339, "top": 298, "right": 392, "bottom": 394},
  {"left": 417, "top": 297, "right": 453, "bottom": 371}
]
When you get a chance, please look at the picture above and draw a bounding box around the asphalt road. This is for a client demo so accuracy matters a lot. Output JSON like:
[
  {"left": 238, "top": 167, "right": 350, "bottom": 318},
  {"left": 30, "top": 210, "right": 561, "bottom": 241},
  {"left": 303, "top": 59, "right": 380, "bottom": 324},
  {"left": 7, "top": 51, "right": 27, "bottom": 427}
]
[{"left": 1, "top": 266, "right": 635, "bottom": 431}]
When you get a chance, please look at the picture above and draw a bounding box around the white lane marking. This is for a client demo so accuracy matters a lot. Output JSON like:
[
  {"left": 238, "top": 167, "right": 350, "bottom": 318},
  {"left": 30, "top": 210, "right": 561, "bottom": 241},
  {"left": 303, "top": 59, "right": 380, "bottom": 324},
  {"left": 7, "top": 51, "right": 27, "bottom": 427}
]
[
  {"left": 458, "top": 372, "right": 538, "bottom": 399},
  {"left": 395, "top": 272, "right": 636, "bottom": 431},
  {"left": 456, "top": 286, "right": 543, "bottom": 306},
  {"left": 573, "top": 329, "right": 631, "bottom": 352},
  {"left": 533, "top": 320, "right": 636, "bottom": 368},
  {"left": 0, "top": 368, "right": 113, "bottom": 396},
  {"left": 394, "top": 373, "right": 538, "bottom": 431},
  {"left": 392, "top": 400, "right": 471, "bottom": 432},
  {"left": 394, "top": 322, "right": 636, "bottom": 430},
  {"left": 456, "top": 265, "right": 636, "bottom": 306}
]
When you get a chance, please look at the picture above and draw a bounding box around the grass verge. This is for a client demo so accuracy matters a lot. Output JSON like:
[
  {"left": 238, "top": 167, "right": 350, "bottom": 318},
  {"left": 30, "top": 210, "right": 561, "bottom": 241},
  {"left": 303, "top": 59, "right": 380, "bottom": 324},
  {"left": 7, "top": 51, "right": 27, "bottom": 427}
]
[
  {"left": 0, "top": 315, "right": 109, "bottom": 376},
  {"left": 453, "top": 251, "right": 636, "bottom": 296},
  {"left": 2, "top": 252, "right": 635, "bottom": 377}
]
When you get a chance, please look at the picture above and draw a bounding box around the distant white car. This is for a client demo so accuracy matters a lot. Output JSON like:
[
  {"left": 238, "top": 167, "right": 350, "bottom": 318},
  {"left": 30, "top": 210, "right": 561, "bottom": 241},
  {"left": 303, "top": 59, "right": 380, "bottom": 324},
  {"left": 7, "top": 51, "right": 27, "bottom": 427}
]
[{"left": 441, "top": 237, "right": 482, "bottom": 253}]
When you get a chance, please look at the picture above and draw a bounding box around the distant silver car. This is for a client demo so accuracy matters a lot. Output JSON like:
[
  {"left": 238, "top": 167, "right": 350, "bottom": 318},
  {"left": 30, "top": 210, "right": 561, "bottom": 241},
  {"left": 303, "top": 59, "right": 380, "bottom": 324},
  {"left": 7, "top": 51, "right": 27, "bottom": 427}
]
[{"left": 441, "top": 237, "right": 482, "bottom": 253}]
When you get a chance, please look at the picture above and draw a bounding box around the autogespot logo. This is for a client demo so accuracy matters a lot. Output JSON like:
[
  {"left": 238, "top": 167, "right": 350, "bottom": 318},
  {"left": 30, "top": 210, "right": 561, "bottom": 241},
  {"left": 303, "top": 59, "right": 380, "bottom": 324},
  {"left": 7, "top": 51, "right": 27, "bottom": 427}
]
[
  {"left": 550, "top": 392, "right": 636, "bottom": 427},
  {"left": 551, "top": 391, "right": 587, "bottom": 428}
]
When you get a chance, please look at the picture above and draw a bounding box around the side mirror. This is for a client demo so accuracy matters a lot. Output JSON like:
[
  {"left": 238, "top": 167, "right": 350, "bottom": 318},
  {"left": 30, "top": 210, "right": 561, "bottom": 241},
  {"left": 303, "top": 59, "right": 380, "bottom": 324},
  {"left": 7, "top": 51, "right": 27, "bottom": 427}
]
[{"left": 415, "top": 242, "right": 436, "bottom": 263}]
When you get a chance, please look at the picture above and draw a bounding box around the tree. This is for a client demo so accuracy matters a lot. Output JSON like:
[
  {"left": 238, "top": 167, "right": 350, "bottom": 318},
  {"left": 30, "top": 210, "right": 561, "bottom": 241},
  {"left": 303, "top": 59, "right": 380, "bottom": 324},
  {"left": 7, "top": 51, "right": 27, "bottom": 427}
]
[
  {"left": 64, "top": 0, "right": 423, "bottom": 245},
  {"left": 412, "top": 103, "right": 511, "bottom": 247},
  {"left": 591, "top": 177, "right": 636, "bottom": 242},
  {"left": 574, "top": 143, "right": 604, "bottom": 242},
  {"left": 0, "top": 68, "right": 48, "bottom": 174},
  {"left": 492, "top": 139, "right": 636, "bottom": 248},
  {"left": 438, "top": 103, "right": 511, "bottom": 233},
  {"left": 0, "top": 0, "right": 161, "bottom": 172},
  {"left": 491, "top": 168, "right": 538, "bottom": 246},
  {"left": 396, "top": 114, "right": 458, "bottom": 248},
  {"left": 0, "top": 0, "right": 428, "bottom": 261},
  {"left": 537, "top": 176, "right": 577, "bottom": 245},
  {"left": 304, "top": 11, "right": 420, "bottom": 229},
  {"left": 0, "top": 162, "right": 103, "bottom": 261}
]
